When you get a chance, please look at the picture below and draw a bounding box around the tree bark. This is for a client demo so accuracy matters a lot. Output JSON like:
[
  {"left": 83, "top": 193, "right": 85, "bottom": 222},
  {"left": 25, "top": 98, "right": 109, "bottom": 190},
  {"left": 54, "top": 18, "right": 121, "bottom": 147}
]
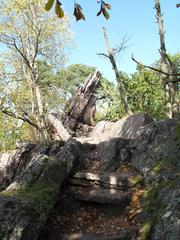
[
  {"left": 62, "top": 70, "right": 101, "bottom": 136},
  {"left": 154, "top": 0, "right": 179, "bottom": 118},
  {"left": 48, "top": 113, "right": 70, "bottom": 141},
  {"left": 102, "top": 27, "right": 132, "bottom": 116}
]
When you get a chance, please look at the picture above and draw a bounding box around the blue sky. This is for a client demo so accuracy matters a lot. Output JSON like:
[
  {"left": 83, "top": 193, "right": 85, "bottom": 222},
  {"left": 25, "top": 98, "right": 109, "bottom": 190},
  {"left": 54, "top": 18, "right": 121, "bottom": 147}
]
[{"left": 63, "top": 0, "right": 180, "bottom": 82}]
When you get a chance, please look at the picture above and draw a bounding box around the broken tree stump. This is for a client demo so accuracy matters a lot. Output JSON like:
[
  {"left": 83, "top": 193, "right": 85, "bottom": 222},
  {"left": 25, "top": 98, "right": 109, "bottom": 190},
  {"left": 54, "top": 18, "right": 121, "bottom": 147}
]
[
  {"left": 47, "top": 70, "right": 101, "bottom": 140},
  {"left": 62, "top": 70, "right": 101, "bottom": 136}
]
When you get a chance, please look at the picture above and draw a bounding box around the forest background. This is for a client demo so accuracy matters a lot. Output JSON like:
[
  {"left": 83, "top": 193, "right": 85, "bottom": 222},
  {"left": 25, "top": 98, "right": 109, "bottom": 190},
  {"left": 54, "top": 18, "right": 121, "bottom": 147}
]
[{"left": 0, "top": 0, "right": 179, "bottom": 151}]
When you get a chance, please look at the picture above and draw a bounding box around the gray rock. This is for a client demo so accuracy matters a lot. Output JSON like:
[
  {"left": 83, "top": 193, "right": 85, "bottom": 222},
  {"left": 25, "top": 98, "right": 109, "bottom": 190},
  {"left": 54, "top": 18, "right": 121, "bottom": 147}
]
[
  {"left": 70, "top": 185, "right": 131, "bottom": 205},
  {"left": 71, "top": 172, "right": 132, "bottom": 189},
  {"left": 0, "top": 113, "right": 179, "bottom": 240},
  {"left": 83, "top": 112, "right": 154, "bottom": 144},
  {"left": 127, "top": 119, "right": 180, "bottom": 240},
  {"left": 151, "top": 181, "right": 180, "bottom": 240},
  {"left": 62, "top": 229, "right": 135, "bottom": 240},
  {"left": 0, "top": 143, "right": 36, "bottom": 191},
  {"left": 97, "top": 138, "right": 130, "bottom": 172},
  {"left": 0, "top": 139, "right": 82, "bottom": 240},
  {"left": 129, "top": 119, "right": 180, "bottom": 176}
]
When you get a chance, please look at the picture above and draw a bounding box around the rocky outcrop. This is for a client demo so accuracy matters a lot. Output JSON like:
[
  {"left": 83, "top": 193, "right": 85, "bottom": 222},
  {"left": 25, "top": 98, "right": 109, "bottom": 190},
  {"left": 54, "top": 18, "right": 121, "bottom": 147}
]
[
  {"left": 0, "top": 140, "right": 82, "bottom": 240},
  {"left": 75, "top": 113, "right": 180, "bottom": 240},
  {"left": 0, "top": 113, "right": 179, "bottom": 240},
  {"left": 77, "top": 112, "right": 154, "bottom": 144}
]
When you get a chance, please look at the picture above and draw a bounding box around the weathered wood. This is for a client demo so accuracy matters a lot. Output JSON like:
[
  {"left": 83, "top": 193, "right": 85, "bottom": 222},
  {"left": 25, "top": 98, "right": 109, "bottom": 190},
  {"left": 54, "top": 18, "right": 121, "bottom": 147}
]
[
  {"left": 48, "top": 113, "right": 70, "bottom": 141},
  {"left": 63, "top": 70, "right": 101, "bottom": 135},
  {"left": 154, "top": 0, "right": 179, "bottom": 118},
  {"left": 102, "top": 27, "right": 132, "bottom": 116}
]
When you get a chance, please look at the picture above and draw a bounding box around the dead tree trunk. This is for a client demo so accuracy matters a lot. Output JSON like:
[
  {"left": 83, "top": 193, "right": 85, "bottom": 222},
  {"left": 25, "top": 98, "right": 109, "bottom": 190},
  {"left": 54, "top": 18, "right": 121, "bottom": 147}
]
[
  {"left": 154, "top": 0, "right": 179, "bottom": 118},
  {"left": 62, "top": 70, "right": 101, "bottom": 136},
  {"left": 101, "top": 27, "right": 132, "bottom": 116},
  {"left": 48, "top": 113, "right": 70, "bottom": 141},
  {"left": 47, "top": 71, "right": 101, "bottom": 140}
]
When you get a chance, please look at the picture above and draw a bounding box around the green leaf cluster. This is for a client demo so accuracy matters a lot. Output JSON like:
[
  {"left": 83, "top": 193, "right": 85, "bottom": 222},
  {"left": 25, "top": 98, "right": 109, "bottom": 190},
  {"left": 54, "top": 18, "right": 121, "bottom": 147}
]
[{"left": 123, "top": 67, "right": 165, "bottom": 119}]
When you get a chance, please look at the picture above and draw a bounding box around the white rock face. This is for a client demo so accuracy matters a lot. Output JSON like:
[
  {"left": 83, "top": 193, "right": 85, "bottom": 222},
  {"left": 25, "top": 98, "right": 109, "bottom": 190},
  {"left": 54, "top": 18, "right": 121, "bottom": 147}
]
[{"left": 76, "top": 113, "right": 154, "bottom": 144}]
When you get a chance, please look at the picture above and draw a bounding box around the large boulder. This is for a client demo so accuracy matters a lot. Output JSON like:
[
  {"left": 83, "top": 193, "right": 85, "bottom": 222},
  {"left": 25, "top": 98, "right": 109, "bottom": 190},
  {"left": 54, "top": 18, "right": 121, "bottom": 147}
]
[
  {"left": 83, "top": 112, "right": 154, "bottom": 144},
  {"left": 77, "top": 113, "right": 154, "bottom": 172},
  {"left": 0, "top": 143, "right": 36, "bottom": 191},
  {"left": 129, "top": 119, "right": 180, "bottom": 240},
  {"left": 129, "top": 119, "right": 180, "bottom": 177},
  {"left": 0, "top": 139, "right": 82, "bottom": 240},
  {"left": 97, "top": 138, "right": 130, "bottom": 172}
]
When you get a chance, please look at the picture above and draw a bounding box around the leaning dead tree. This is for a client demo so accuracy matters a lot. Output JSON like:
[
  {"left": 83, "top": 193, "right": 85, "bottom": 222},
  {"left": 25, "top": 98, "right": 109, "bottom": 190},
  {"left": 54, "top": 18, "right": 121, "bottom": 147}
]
[
  {"left": 98, "top": 27, "right": 132, "bottom": 116},
  {"left": 48, "top": 70, "right": 101, "bottom": 139}
]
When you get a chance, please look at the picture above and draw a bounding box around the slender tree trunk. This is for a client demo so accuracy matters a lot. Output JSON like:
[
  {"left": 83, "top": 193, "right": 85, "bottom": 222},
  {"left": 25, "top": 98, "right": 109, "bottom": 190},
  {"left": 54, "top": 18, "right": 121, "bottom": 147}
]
[
  {"left": 22, "top": 60, "right": 35, "bottom": 114},
  {"left": 32, "top": 65, "right": 49, "bottom": 139},
  {"left": 102, "top": 27, "right": 132, "bottom": 116},
  {"left": 25, "top": 63, "right": 48, "bottom": 139},
  {"left": 169, "top": 64, "right": 180, "bottom": 118},
  {"left": 154, "top": 0, "right": 179, "bottom": 118}
]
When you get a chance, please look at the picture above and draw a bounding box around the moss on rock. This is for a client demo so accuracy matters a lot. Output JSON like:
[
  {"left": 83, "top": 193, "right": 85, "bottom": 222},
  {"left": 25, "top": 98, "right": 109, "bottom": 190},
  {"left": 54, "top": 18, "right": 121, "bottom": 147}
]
[
  {"left": 0, "top": 179, "right": 58, "bottom": 215},
  {"left": 130, "top": 175, "right": 144, "bottom": 186}
]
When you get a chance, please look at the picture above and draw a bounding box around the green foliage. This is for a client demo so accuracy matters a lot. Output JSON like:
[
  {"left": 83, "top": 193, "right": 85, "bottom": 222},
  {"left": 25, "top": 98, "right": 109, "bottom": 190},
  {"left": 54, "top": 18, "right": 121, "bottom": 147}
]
[
  {"left": 169, "top": 53, "right": 180, "bottom": 73},
  {"left": 95, "top": 65, "right": 168, "bottom": 121},
  {"left": 0, "top": 0, "right": 73, "bottom": 146},
  {"left": 55, "top": 64, "right": 96, "bottom": 96},
  {"left": 0, "top": 111, "right": 37, "bottom": 152},
  {"left": 140, "top": 221, "right": 152, "bottom": 240},
  {"left": 95, "top": 77, "right": 126, "bottom": 121},
  {"left": 0, "top": 113, "right": 20, "bottom": 151},
  {"left": 0, "top": 53, "right": 179, "bottom": 150},
  {"left": 130, "top": 175, "right": 144, "bottom": 186},
  {"left": 123, "top": 68, "right": 165, "bottom": 120}
]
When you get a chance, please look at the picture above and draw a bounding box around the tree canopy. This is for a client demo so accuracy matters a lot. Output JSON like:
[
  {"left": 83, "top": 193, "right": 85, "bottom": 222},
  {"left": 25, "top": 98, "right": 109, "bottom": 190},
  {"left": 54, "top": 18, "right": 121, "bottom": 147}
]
[
  {"left": 0, "top": 0, "right": 73, "bottom": 139},
  {"left": 0, "top": 0, "right": 179, "bottom": 150}
]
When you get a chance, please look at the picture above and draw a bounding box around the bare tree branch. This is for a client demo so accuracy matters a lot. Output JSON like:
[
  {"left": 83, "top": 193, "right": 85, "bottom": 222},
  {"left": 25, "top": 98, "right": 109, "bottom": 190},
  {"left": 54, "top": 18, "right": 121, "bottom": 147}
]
[
  {"left": 100, "top": 27, "right": 132, "bottom": 115},
  {"left": 131, "top": 55, "right": 180, "bottom": 83},
  {"left": 97, "top": 53, "right": 109, "bottom": 58},
  {"left": 6, "top": 11, "right": 26, "bottom": 57},
  {"left": 32, "top": 26, "right": 42, "bottom": 63},
  {"left": 12, "top": 39, "right": 31, "bottom": 69},
  {"left": 1, "top": 108, "right": 40, "bottom": 130},
  {"left": 113, "top": 36, "right": 130, "bottom": 58}
]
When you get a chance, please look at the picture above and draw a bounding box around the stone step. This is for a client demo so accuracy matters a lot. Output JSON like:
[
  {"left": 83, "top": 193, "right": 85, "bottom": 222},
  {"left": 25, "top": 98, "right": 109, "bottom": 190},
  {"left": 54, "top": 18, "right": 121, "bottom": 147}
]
[
  {"left": 61, "top": 229, "right": 135, "bottom": 240},
  {"left": 68, "top": 185, "right": 131, "bottom": 205},
  {"left": 69, "top": 172, "right": 138, "bottom": 190}
]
